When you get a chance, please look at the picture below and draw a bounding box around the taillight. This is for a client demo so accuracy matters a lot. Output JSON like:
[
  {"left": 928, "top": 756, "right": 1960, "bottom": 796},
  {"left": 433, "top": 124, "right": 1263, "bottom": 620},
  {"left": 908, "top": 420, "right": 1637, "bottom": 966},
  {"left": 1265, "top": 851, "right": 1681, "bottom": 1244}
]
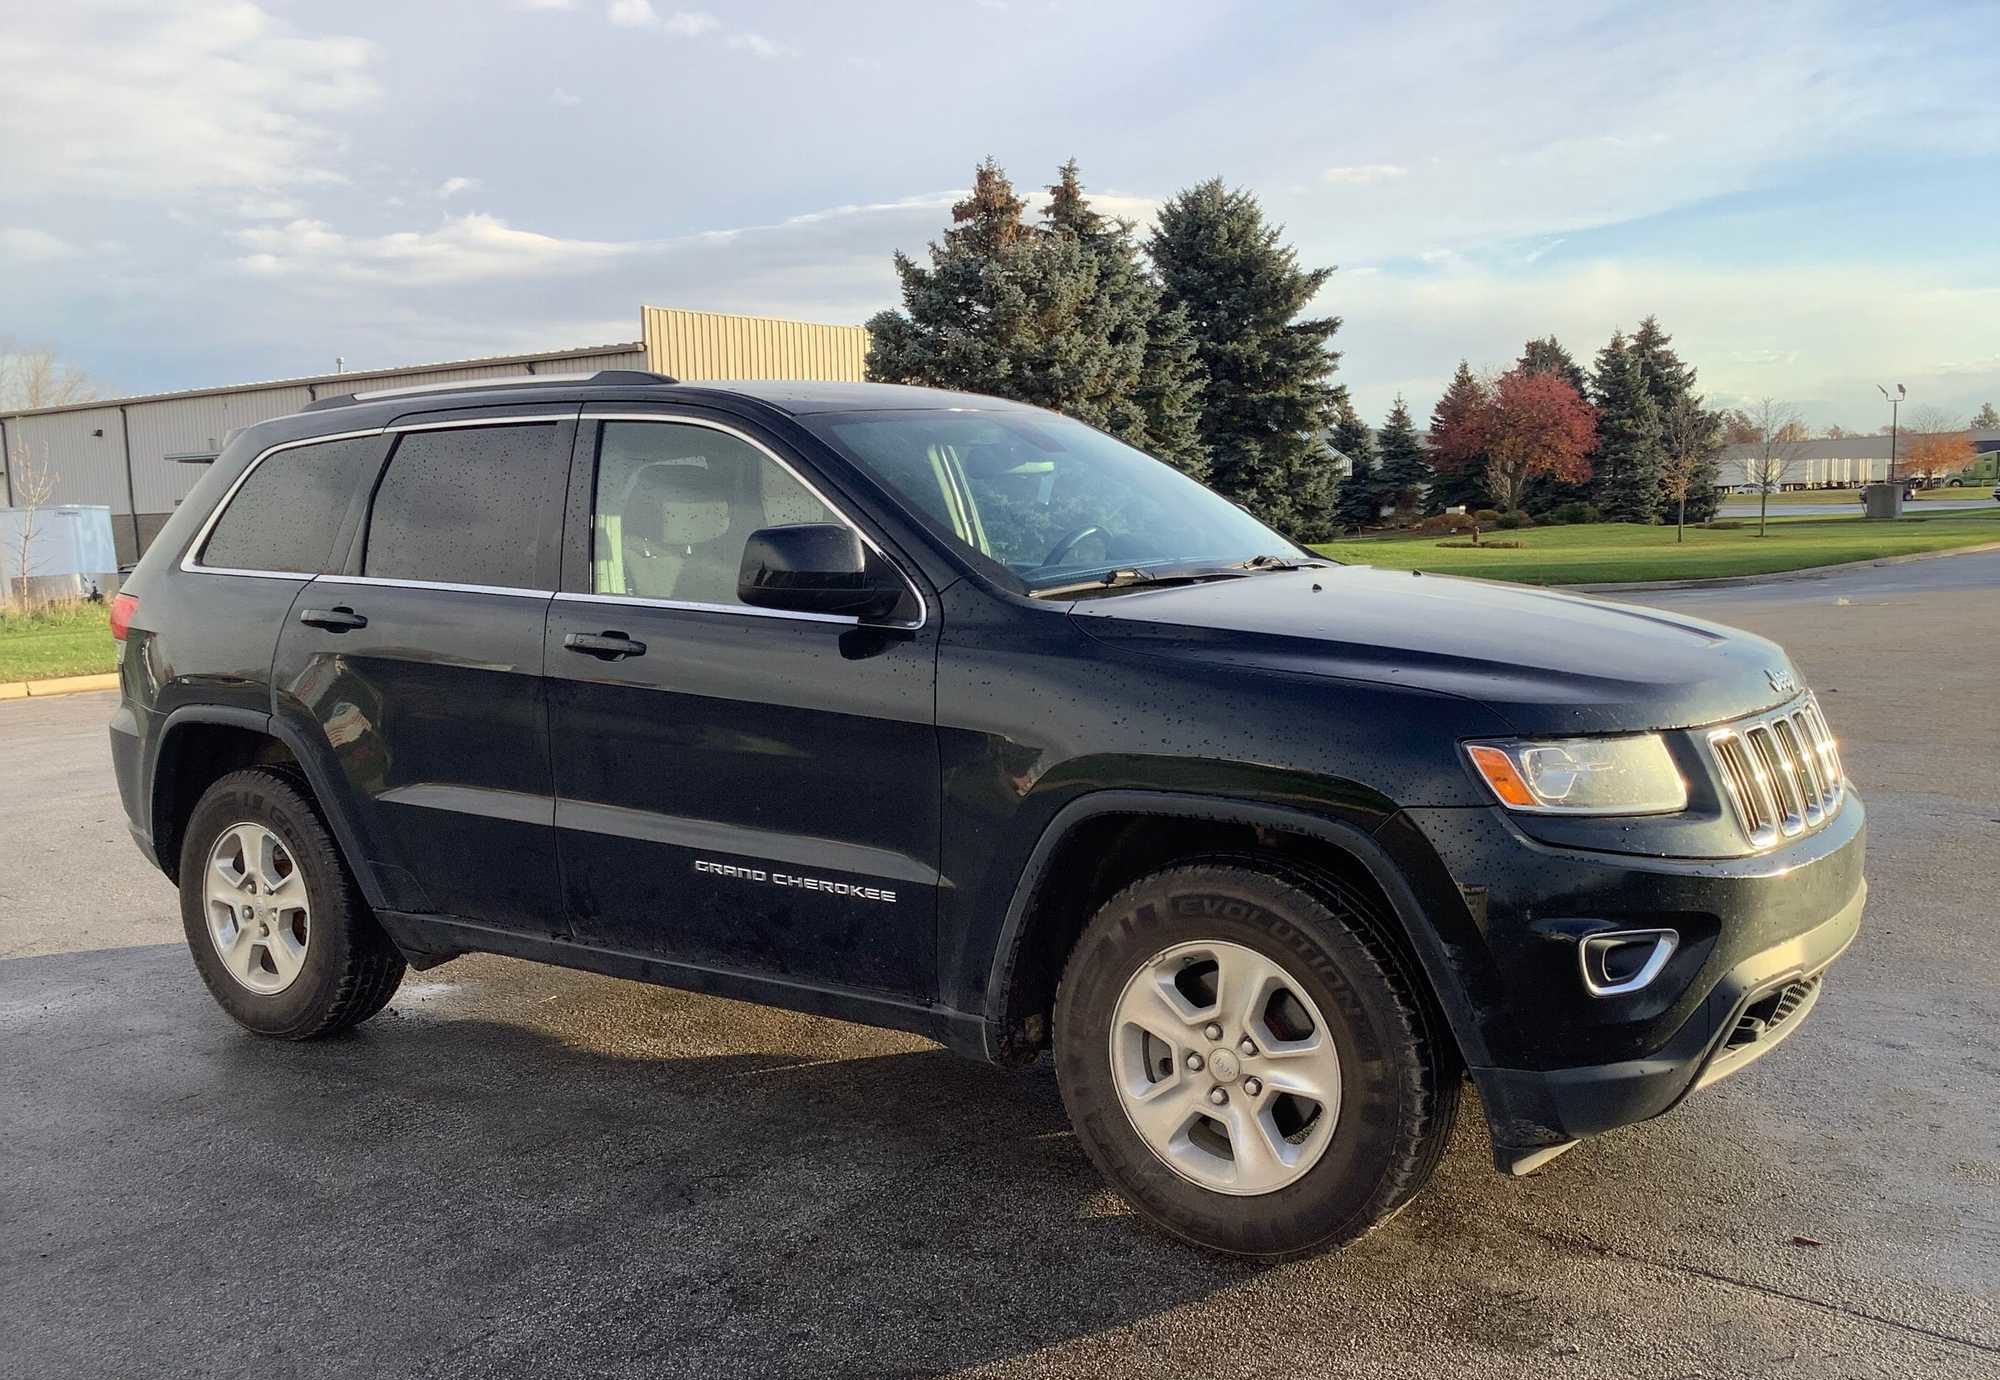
[{"left": 109, "top": 592, "right": 138, "bottom": 641}]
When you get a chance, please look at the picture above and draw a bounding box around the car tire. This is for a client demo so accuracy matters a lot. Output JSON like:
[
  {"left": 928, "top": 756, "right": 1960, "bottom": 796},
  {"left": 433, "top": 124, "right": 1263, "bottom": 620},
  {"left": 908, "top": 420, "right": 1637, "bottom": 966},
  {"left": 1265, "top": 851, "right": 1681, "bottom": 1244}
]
[
  {"left": 1054, "top": 860, "right": 1459, "bottom": 1259},
  {"left": 178, "top": 767, "right": 405, "bottom": 1039}
]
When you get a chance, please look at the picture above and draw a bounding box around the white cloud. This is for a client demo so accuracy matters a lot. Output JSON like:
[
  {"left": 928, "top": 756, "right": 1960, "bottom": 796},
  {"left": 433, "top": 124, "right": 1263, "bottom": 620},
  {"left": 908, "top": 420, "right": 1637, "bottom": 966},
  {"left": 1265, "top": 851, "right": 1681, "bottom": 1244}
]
[
  {"left": 727, "top": 32, "right": 786, "bottom": 58},
  {"left": 436, "top": 176, "right": 482, "bottom": 199},
  {"left": 1322, "top": 164, "right": 1407, "bottom": 186},
  {"left": 666, "top": 10, "right": 722, "bottom": 37},
  {"left": 606, "top": 0, "right": 658, "bottom": 26},
  {"left": 0, "top": 228, "right": 78, "bottom": 262},
  {"left": 0, "top": 3, "right": 375, "bottom": 199},
  {"left": 514, "top": 0, "right": 575, "bottom": 9},
  {"left": 232, "top": 214, "right": 636, "bottom": 284},
  {"left": 550, "top": 87, "right": 583, "bottom": 107}
]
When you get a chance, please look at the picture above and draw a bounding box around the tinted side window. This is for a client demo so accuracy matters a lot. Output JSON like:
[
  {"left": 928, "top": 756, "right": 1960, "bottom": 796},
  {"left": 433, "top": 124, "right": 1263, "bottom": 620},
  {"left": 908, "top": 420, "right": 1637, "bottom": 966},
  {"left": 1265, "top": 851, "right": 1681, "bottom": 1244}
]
[
  {"left": 198, "top": 436, "right": 375, "bottom": 573},
  {"left": 364, "top": 425, "right": 557, "bottom": 589},
  {"left": 590, "top": 421, "right": 836, "bottom": 607}
]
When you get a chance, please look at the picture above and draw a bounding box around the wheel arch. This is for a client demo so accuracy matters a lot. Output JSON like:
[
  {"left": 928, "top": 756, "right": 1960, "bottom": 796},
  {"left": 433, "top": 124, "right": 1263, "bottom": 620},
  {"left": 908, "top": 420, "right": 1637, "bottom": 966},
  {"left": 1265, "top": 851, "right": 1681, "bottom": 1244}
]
[
  {"left": 979, "top": 790, "right": 1493, "bottom": 1072},
  {"left": 149, "top": 706, "right": 384, "bottom": 910}
]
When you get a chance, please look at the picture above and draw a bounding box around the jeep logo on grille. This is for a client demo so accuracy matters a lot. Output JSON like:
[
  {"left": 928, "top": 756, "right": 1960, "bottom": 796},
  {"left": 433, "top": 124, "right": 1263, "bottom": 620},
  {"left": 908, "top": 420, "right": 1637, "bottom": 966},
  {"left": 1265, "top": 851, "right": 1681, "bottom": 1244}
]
[{"left": 1765, "top": 666, "right": 1798, "bottom": 696}]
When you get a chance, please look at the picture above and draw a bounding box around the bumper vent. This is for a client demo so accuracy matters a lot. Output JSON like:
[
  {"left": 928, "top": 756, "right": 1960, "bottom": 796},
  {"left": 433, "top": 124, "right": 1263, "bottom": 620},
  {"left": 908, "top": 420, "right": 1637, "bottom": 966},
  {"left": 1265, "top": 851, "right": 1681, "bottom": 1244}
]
[
  {"left": 1707, "top": 696, "right": 1844, "bottom": 849},
  {"left": 1724, "top": 975, "right": 1822, "bottom": 1051}
]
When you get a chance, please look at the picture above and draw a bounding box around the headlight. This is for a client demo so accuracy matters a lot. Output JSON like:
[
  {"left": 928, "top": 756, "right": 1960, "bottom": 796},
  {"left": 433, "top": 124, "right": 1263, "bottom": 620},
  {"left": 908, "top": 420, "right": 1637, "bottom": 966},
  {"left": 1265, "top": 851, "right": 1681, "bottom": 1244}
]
[{"left": 1463, "top": 734, "right": 1687, "bottom": 815}]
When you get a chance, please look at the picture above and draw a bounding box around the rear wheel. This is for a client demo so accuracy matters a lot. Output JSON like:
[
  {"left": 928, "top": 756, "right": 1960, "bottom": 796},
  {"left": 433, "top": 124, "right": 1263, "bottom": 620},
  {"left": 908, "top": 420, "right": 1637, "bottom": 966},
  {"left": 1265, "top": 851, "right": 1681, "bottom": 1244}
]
[
  {"left": 178, "top": 768, "right": 404, "bottom": 1039},
  {"left": 1054, "top": 861, "right": 1457, "bottom": 1258}
]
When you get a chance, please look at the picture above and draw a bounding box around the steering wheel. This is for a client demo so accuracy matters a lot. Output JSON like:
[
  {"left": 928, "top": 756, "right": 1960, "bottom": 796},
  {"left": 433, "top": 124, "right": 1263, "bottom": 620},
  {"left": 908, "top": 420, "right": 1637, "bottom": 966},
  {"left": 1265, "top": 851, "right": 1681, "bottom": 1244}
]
[{"left": 1039, "top": 525, "right": 1107, "bottom": 568}]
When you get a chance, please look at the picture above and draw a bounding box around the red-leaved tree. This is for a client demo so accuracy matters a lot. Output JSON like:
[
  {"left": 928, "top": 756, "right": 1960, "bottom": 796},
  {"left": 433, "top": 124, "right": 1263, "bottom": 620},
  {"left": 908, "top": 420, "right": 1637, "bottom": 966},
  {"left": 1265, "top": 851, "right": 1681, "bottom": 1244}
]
[{"left": 1452, "top": 368, "right": 1597, "bottom": 514}]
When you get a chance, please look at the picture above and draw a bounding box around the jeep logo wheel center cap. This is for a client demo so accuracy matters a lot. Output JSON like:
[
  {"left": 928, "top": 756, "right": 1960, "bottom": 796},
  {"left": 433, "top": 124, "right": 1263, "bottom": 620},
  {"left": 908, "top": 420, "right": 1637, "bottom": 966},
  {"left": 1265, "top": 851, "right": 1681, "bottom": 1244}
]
[{"left": 1207, "top": 1048, "right": 1241, "bottom": 1083}]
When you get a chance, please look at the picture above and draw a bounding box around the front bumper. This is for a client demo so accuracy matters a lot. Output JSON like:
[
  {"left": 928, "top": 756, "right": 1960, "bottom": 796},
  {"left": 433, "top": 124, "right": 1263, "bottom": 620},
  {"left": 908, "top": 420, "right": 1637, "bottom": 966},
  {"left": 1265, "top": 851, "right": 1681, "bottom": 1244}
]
[
  {"left": 1385, "top": 793, "right": 1866, "bottom": 1171},
  {"left": 1474, "top": 881, "right": 1860, "bottom": 1169}
]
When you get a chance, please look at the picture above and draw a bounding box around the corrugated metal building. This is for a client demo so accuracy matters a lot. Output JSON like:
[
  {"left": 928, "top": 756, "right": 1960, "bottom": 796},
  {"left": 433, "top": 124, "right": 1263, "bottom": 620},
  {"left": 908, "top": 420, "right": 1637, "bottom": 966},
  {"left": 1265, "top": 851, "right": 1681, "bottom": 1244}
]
[
  {"left": 1716, "top": 430, "right": 2000, "bottom": 490},
  {"left": 0, "top": 306, "right": 870, "bottom": 565}
]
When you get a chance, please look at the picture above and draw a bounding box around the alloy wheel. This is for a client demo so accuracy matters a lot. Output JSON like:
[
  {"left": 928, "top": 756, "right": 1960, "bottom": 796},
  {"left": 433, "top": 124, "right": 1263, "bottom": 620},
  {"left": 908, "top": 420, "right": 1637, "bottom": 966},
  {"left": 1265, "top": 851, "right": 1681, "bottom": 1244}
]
[
  {"left": 1108, "top": 939, "right": 1342, "bottom": 1195},
  {"left": 203, "top": 822, "right": 311, "bottom": 995}
]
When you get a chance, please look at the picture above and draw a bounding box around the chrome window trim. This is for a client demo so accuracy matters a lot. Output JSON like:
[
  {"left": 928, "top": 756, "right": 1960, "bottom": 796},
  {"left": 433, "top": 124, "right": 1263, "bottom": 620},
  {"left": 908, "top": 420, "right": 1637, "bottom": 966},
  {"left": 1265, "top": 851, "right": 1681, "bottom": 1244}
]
[
  {"left": 584, "top": 412, "right": 929, "bottom": 632},
  {"left": 553, "top": 590, "right": 857, "bottom": 625},
  {"left": 179, "top": 415, "right": 576, "bottom": 580},
  {"left": 315, "top": 574, "right": 552, "bottom": 600}
]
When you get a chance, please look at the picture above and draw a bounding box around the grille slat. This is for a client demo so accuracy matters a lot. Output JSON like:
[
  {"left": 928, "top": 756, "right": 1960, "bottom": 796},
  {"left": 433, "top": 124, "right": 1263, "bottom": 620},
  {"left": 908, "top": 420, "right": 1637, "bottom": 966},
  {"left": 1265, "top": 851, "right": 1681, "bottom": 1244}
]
[{"left": 1708, "top": 694, "right": 1843, "bottom": 849}]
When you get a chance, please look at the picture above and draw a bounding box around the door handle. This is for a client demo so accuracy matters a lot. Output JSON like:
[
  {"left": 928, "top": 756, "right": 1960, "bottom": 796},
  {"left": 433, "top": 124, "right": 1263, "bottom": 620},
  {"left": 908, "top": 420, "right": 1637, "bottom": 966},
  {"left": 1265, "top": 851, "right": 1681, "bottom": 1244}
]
[
  {"left": 564, "top": 631, "right": 647, "bottom": 660},
  {"left": 298, "top": 606, "right": 367, "bottom": 632}
]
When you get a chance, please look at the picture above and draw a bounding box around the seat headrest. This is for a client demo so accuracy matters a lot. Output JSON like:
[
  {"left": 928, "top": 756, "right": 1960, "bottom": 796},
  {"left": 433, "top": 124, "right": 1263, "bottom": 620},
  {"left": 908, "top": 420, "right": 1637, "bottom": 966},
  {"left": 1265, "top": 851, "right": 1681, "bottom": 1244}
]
[{"left": 633, "top": 461, "right": 731, "bottom": 547}]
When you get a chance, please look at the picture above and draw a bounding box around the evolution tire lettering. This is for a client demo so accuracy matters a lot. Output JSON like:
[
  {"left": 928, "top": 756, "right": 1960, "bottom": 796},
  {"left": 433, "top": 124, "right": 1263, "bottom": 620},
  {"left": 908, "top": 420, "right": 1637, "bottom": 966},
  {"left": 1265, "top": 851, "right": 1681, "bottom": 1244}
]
[{"left": 693, "top": 858, "right": 898, "bottom": 904}]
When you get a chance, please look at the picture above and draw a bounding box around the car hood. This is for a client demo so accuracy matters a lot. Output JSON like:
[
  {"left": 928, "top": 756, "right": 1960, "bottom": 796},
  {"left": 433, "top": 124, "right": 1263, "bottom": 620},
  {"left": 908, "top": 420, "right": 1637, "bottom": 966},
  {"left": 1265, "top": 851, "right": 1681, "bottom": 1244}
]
[{"left": 1068, "top": 563, "right": 1800, "bottom": 735}]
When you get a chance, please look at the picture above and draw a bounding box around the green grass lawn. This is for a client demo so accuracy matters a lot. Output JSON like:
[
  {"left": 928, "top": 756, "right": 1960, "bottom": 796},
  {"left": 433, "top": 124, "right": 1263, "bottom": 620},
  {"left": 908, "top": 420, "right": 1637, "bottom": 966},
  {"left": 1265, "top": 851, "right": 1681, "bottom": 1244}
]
[
  {"left": 1311, "top": 508, "right": 2000, "bottom": 586},
  {"left": 0, "top": 602, "right": 117, "bottom": 682}
]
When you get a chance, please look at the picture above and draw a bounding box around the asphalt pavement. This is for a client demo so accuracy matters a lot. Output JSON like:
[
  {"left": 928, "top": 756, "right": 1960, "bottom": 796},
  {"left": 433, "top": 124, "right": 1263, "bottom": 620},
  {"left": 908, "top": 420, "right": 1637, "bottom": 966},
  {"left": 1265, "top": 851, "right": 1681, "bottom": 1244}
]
[{"left": 3, "top": 553, "right": 1996, "bottom": 1379}]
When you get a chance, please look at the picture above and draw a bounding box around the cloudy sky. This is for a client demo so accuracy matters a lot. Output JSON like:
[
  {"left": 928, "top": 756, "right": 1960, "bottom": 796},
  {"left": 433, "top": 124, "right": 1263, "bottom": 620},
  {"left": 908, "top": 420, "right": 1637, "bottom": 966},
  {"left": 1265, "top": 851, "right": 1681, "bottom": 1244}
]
[{"left": 3, "top": 0, "right": 1995, "bottom": 430}]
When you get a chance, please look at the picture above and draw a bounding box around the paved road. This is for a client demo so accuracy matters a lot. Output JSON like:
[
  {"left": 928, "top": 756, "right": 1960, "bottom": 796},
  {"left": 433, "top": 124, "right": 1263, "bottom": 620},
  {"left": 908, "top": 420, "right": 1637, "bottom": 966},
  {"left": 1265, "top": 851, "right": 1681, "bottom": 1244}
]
[
  {"left": 4, "top": 553, "right": 1997, "bottom": 1379},
  {"left": 1718, "top": 497, "right": 1996, "bottom": 517}
]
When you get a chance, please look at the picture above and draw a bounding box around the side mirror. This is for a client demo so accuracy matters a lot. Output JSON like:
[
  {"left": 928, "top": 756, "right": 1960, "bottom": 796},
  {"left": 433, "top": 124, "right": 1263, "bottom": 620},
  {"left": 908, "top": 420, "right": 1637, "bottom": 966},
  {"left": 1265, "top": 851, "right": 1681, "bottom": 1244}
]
[{"left": 738, "top": 523, "right": 907, "bottom": 622}]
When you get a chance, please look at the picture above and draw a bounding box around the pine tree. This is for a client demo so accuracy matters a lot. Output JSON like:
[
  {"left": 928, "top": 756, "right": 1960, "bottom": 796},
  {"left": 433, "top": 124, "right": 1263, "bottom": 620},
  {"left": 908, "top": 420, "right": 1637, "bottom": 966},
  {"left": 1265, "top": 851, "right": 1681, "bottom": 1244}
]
[
  {"left": 1374, "top": 395, "right": 1429, "bottom": 511},
  {"left": 1590, "top": 332, "right": 1665, "bottom": 523},
  {"left": 1517, "top": 336, "right": 1595, "bottom": 515},
  {"left": 1330, "top": 390, "right": 1381, "bottom": 531},
  {"left": 867, "top": 159, "right": 1211, "bottom": 478},
  {"left": 1043, "top": 160, "right": 1208, "bottom": 477},
  {"left": 1973, "top": 402, "right": 2000, "bottom": 431},
  {"left": 1426, "top": 361, "right": 1490, "bottom": 512},
  {"left": 1150, "top": 178, "right": 1342, "bottom": 538},
  {"left": 1517, "top": 336, "right": 1589, "bottom": 396},
  {"left": 1628, "top": 316, "right": 1719, "bottom": 521}
]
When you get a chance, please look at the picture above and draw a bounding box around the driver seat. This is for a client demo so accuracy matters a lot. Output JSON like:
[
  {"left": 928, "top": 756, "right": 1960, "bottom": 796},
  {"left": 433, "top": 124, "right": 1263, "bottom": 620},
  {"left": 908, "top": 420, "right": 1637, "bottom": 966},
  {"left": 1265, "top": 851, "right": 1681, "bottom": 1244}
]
[{"left": 622, "top": 462, "right": 739, "bottom": 605}]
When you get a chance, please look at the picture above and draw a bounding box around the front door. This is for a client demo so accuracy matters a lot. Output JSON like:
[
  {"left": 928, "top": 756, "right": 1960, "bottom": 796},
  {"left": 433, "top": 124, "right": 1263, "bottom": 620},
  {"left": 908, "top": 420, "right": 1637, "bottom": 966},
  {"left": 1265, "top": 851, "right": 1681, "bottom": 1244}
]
[
  {"left": 544, "top": 411, "right": 941, "bottom": 997},
  {"left": 271, "top": 412, "right": 573, "bottom": 937}
]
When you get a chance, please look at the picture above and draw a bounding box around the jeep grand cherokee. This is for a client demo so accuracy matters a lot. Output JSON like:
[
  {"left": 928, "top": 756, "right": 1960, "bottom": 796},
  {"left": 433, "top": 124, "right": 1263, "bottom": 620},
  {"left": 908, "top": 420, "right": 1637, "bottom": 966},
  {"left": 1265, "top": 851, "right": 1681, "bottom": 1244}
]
[{"left": 108, "top": 372, "right": 1864, "bottom": 1257}]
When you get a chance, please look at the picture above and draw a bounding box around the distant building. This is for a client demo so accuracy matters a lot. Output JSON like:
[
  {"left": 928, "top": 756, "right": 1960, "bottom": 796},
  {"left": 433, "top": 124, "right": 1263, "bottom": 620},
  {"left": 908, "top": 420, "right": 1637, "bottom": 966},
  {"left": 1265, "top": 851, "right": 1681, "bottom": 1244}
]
[
  {"left": 0, "top": 307, "right": 870, "bottom": 564},
  {"left": 1715, "top": 430, "right": 2000, "bottom": 490}
]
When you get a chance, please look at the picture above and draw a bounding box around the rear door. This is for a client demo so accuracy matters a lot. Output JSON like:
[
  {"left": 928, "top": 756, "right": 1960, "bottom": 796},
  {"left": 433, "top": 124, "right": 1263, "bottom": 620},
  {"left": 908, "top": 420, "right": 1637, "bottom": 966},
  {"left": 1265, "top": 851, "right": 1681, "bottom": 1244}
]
[
  {"left": 545, "top": 407, "right": 942, "bottom": 997},
  {"left": 270, "top": 408, "right": 575, "bottom": 937}
]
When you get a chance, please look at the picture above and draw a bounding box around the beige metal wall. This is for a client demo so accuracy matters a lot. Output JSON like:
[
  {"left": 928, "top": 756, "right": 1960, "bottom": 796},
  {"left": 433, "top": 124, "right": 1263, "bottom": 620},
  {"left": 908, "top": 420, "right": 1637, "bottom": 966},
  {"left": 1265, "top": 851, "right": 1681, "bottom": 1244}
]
[{"left": 642, "top": 307, "right": 868, "bottom": 382}]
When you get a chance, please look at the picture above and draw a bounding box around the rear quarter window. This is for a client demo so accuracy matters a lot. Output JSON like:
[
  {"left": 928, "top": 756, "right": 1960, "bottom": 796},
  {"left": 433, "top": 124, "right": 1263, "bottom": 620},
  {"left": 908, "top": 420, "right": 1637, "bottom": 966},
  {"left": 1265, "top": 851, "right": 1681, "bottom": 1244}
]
[{"left": 196, "top": 436, "right": 376, "bottom": 574}]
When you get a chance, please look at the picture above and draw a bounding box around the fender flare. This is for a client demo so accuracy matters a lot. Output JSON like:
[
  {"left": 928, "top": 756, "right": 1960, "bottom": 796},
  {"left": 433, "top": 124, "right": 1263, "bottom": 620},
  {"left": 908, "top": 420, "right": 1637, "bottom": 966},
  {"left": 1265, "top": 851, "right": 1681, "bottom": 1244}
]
[
  {"left": 149, "top": 704, "right": 389, "bottom": 911},
  {"left": 978, "top": 789, "right": 1493, "bottom": 1069}
]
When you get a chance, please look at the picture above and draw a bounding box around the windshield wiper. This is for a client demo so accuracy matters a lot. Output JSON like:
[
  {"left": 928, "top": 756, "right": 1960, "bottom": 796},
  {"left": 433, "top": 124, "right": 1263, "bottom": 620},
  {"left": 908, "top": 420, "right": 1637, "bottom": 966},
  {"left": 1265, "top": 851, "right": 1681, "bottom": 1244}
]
[{"left": 1029, "top": 565, "right": 1252, "bottom": 600}]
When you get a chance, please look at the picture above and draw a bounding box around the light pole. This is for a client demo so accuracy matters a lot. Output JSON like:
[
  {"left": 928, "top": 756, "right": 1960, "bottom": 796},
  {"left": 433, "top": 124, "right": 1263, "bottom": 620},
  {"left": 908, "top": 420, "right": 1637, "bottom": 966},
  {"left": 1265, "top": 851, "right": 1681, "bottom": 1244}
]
[{"left": 1877, "top": 383, "right": 1906, "bottom": 487}]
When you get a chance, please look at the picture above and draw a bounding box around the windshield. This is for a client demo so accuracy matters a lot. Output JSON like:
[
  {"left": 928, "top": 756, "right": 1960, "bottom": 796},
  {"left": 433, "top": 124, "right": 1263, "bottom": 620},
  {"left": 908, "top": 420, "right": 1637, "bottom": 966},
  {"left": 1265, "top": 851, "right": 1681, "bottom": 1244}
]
[{"left": 805, "top": 409, "right": 1310, "bottom": 593}]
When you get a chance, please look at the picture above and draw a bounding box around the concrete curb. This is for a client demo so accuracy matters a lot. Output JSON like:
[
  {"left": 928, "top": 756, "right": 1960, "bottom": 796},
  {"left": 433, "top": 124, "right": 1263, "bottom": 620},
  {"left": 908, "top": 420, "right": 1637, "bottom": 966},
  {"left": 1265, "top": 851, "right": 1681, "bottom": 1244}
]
[
  {"left": 1, "top": 671, "right": 119, "bottom": 701},
  {"left": 1565, "top": 540, "right": 2000, "bottom": 594}
]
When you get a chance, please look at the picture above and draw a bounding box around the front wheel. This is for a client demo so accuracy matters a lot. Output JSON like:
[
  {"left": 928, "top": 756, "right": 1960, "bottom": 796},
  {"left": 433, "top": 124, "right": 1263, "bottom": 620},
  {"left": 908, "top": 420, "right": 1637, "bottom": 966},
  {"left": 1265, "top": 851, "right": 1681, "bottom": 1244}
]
[
  {"left": 1054, "top": 862, "right": 1458, "bottom": 1258},
  {"left": 178, "top": 767, "right": 405, "bottom": 1039}
]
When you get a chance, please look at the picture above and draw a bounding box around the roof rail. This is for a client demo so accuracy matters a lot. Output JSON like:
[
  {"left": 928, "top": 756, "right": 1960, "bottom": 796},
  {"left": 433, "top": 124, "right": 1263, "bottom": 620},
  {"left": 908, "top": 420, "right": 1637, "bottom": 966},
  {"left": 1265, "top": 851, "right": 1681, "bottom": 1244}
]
[{"left": 301, "top": 368, "right": 679, "bottom": 412}]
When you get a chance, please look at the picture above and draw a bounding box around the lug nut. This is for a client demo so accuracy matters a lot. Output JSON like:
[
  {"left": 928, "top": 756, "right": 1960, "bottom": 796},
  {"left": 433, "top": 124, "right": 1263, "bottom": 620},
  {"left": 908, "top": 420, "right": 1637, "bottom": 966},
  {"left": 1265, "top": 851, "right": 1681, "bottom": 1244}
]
[
  {"left": 1185, "top": 1053, "right": 1204, "bottom": 1072},
  {"left": 1203, "top": 1022, "right": 1223, "bottom": 1041},
  {"left": 1239, "top": 1037, "right": 1257, "bottom": 1056},
  {"left": 1208, "top": 1088, "right": 1228, "bottom": 1106},
  {"left": 1244, "top": 1077, "right": 1262, "bottom": 1097}
]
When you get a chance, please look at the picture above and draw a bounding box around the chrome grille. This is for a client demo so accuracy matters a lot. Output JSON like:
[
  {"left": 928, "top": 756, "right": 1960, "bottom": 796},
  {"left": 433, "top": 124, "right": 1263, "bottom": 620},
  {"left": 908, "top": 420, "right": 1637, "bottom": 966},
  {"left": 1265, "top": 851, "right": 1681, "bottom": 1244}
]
[{"left": 1707, "top": 695, "right": 1844, "bottom": 848}]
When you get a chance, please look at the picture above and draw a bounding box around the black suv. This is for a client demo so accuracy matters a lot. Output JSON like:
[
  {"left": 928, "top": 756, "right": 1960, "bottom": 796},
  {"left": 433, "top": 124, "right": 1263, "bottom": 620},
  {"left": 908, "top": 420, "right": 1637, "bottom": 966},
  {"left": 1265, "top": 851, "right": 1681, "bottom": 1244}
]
[{"left": 109, "top": 373, "right": 1865, "bottom": 1257}]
